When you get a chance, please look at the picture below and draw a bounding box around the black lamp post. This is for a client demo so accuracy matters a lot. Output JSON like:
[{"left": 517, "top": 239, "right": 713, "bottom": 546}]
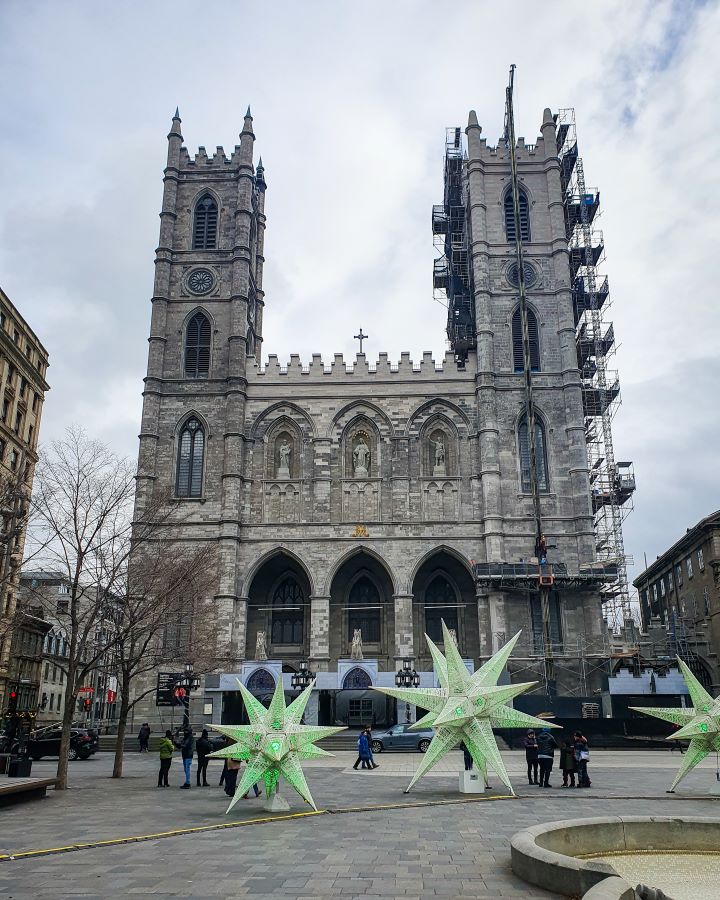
[
  {"left": 395, "top": 658, "right": 420, "bottom": 723},
  {"left": 175, "top": 663, "right": 201, "bottom": 730}
]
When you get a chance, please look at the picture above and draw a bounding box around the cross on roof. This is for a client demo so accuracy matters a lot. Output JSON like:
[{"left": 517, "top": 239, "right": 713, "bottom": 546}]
[{"left": 354, "top": 328, "right": 368, "bottom": 353}]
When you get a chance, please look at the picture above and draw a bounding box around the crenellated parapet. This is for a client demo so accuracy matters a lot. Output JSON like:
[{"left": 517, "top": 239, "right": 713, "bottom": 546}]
[
  {"left": 246, "top": 350, "right": 477, "bottom": 381},
  {"left": 178, "top": 144, "right": 249, "bottom": 169}
]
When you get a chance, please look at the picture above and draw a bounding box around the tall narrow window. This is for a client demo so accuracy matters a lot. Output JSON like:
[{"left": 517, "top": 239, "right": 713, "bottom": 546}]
[
  {"left": 192, "top": 194, "right": 218, "bottom": 250},
  {"left": 184, "top": 312, "right": 211, "bottom": 378},
  {"left": 347, "top": 576, "right": 381, "bottom": 643},
  {"left": 271, "top": 577, "right": 304, "bottom": 645},
  {"left": 176, "top": 418, "right": 205, "bottom": 497},
  {"left": 518, "top": 415, "right": 549, "bottom": 492},
  {"left": 504, "top": 188, "right": 530, "bottom": 242},
  {"left": 424, "top": 575, "right": 458, "bottom": 643},
  {"left": 511, "top": 308, "right": 540, "bottom": 373},
  {"left": 530, "top": 591, "right": 563, "bottom": 651}
]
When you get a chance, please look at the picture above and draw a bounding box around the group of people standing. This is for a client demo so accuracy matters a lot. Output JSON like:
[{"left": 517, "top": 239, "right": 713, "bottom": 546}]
[
  {"left": 524, "top": 728, "right": 591, "bottom": 788},
  {"left": 156, "top": 726, "right": 215, "bottom": 789}
]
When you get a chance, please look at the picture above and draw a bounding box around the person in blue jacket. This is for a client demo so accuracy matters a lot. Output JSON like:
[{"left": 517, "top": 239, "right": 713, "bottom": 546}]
[{"left": 353, "top": 728, "right": 373, "bottom": 770}]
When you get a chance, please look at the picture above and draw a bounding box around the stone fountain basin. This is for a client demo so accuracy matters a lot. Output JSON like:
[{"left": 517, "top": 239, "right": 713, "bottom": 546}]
[{"left": 510, "top": 815, "right": 720, "bottom": 898}]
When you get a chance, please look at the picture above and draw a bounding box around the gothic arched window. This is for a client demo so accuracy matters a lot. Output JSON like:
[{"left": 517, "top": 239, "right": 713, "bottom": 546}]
[
  {"left": 246, "top": 668, "right": 275, "bottom": 695},
  {"left": 530, "top": 591, "right": 563, "bottom": 651},
  {"left": 184, "top": 312, "right": 211, "bottom": 378},
  {"left": 176, "top": 418, "right": 205, "bottom": 497},
  {"left": 342, "top": 667, "right": 372, "bottom": 689},
  {"left": 347, "top": 576, "right": 381, "bottom": 643},
  {"left": 511, "top": 307, "right": 540, "bottom": 373},
  {"left": 424, "top": 575, "right": 458, "bottom": 643},
  {"left": 518, "top": 414, "right": 549, "bottom": 493},
  {"left": 504, "top": 187, "right": 531, "bottom": 242},
  {"left": 271, "top": 577, "right": 304, "bottom": 645},
  {"left": 193, "top": 194, "right": 218, "bottom": 250}
]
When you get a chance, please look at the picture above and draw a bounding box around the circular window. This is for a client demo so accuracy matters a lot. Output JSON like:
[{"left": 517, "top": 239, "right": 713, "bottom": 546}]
[
  {"left": 187, "top": 268, "right": 215, "bottom": 295},
  {"left": 506, "top": 261, "right": 538, "bottom": 289}
]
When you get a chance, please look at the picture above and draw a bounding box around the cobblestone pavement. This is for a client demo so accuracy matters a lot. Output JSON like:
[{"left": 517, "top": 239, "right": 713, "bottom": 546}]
[{"left": 0, "top": 750, "right": 718, "bottom": 899}]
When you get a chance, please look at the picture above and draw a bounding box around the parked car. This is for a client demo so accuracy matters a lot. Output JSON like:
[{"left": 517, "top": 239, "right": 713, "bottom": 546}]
[
  {"left": 26, "top": 725, "right": 99, "bottom": 761},
  {"left": 370, "top": 723, "right": 435, "bottom": 754}
]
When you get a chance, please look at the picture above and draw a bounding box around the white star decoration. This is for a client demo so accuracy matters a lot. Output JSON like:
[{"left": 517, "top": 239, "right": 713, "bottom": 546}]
[
  {"left": 631, "top": 658, "right": 720, "bottom": 792},
  {"left": 375, "top": 621, "right": 558, "bottom": 795},
  {"left": 208, "top": 677, "right": 345, "bottom": 812}
]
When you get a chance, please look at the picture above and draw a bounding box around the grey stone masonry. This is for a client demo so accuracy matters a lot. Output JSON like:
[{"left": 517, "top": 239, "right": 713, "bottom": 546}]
[{"left": 131, "top": 105, "right": 606, "bottom": 699}]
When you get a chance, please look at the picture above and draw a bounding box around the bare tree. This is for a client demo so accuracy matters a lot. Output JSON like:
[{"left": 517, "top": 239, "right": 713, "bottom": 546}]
[{"left": 105, "top": 540, "right": 222, "bottom": 778}]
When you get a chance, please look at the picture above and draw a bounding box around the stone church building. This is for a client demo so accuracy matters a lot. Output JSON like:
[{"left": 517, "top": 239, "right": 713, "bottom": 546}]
[{"left": 133, "top": 105, "right": 609, "bottom": 727}]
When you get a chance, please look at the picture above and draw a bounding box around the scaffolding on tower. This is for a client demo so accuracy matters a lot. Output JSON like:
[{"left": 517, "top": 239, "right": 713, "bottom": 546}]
[
  {"left": 555, "top": 108, "right": 636, "bottom": 631},
  {"left": 432, "top": 127, "right": 475, "bottom": 362}
]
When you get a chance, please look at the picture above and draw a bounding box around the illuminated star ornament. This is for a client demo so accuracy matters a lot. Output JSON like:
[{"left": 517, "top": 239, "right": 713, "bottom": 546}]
[
  {"left": 375, "top": 621, "right": 558, "bottom": 795},
  {"left": 208, "top": 678, "right": 346, "bottom": 812},
  {"left": 630, "top": 658, "right": 720, "bottom": 792}
]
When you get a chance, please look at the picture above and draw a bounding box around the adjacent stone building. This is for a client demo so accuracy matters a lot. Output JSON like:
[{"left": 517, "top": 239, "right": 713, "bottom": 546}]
[
  {"left": 133, "top": 106, "right": 615, "bottom": 727},
  {"left": 633, "top": 509, "right": 720, "bottom": 691},
  {"left": 0, "top": 286, "right": 50, "bottom": 714}
]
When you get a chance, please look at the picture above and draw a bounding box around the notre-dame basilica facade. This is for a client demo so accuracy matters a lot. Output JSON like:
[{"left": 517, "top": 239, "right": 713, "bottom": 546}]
[{"left": 133, "top": 106, "right": 608, "bottom": 727}]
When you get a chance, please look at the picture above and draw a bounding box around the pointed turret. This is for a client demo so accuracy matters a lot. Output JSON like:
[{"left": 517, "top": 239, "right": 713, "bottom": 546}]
[
  {"left": 166, "top": 106, "right": 183, "bottom": 167},
  {"left": 239, "top": 104, "right": 255, "bottom": 166},
  {"left": 255, "top": 155, "right": 266, "bottom": 191},
  {"left": 465, "top": 109, "right": 482, "bottom": 159}
]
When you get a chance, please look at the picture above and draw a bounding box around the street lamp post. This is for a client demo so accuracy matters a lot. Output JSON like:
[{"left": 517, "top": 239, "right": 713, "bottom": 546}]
[
  {"left": 395, "top": 658, "right": 420, "bottom": 723},
  {"left": 175, "top": 663, "right": 201, "bottom": 730}
]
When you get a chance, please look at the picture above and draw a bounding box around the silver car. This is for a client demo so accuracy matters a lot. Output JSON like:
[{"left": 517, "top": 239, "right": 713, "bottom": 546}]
[{"left": 370, "top": 723, "right": 435, "bottom": 754}]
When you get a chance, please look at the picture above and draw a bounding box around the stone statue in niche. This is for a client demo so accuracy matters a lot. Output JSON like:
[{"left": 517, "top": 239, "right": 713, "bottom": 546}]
[
  {"left": 353, "top": 436, "right": 371, "bottom": 478},
  {"left": 430, "top": 433, "right": 447, "bottom": 476},
  {"left": 277, "top": 440, "right": 292, "bottom": 479},
  {"left": 255, "top": 630, "right": 268, "bottom": 661},
  {"left": 350, "top": 629, "right": 364, "bottom": 660},
  {"left": 447, "top": 628, "right": 458, "bottom": 648}
]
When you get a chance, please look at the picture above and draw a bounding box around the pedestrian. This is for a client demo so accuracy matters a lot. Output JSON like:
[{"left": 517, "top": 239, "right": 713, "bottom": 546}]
[
  {"left": 573, "top": 731, "right": 591, "bottom": 787},
  {"left": 461, "top": 741, "right": 473, "bottom": 771},
  {"left": 536, "top": 727, "right": 558, "bottom": 787},
  {"left": 196, "top": 728, "right": 212, "bottom": 787},
  {"left": 364, "top": 726, "right": 379, "bottom": 769},
  {"left": 524, "top": 729, "right": 539, "bottom": 785},
  {"left": 157, "top": 729, "right": 174, "bottom": 787},
  {"left": 224, "top": 757, "right": 241, "bottom": 797},
  {"left": 177, "top": 726, "right": 194, "bottom": 789},
  {"left": 241, "top": 760, "right": 262, "bottom": 800},
  {"left": 138, "top": 722, "right": 151, "bottom": 753},
  {"left": 559, "top": 737, "right": 576, "bottom": 787},
  {"left": 353, "top": 727, "right": 372, "bottom": 770}
]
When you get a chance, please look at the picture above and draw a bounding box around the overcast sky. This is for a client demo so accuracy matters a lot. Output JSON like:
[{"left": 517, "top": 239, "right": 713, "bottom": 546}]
[{"left": 1, "top": 0, "right": 718, "bottom": 590}]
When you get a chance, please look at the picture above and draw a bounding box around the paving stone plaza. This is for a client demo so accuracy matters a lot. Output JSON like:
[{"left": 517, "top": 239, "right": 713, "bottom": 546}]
[{"left": 1, "top": 750, "right": 719, "bottom": 898}]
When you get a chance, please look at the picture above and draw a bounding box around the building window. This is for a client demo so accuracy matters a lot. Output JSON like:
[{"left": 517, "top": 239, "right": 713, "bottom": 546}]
[
  {"left": 270, "top": 577, "right": 304, "bottom": 645},
  {"left": 518, "top": 415, "right": 549, "bottom": 492},
  {"left": 32, "top": 392, "right": 38, "bottom": 412},
  {"left": 9, "top": 449, "right": 18, "bottom": 471},
  {"left": 687, "top": 557, "right": 694, "bottom": 579},
  {"left": 0, "top": 440, "right": 5, "bottom": 462},
  {"left": 676, "top": 564, "right": 683, "bottom": 586},
  {"left": 652, "top": 584, "right": 658, "bottom": 602},
  {"left": 246, "top": 668, "right": 275, "bottom": 696},
  {"left": 424, "top": 575, "right": 458, "bottom": 643},
  {"left": 176, "top": 418, "right": 205, "bottom": 498},
  {"left": 44, "top": 662, "right": 49, "bottom": 680},
  {"left": 511, "top": 307, "right": 540, "bottom": 373},
  {"left": 698, "top": 548, "right": 705, "bottom": 571},
  {"left": 56, "top": 599, "right": 69, "bottom": 615},
  {"left": 58, "top": 583, "right": 69, "bottom": 595},
  {"left": 13, "top": 329, "right": 19, "bottom": 345},
  {"left": 14, "top": 411, "right": 22, "bottom": 434},
  {"left": 343, "top": 667, "right": 372, "bottom": 690},
  {"left": 28, "top": 424, "right": 34, "bottom": 446},
  {"left": 704, "top": 587, "right": 710, "bottom": 616},
  {"left": 660, "top": 578, "right": 666, "bottom": 597},
  {"left": 184, "top": 312, "right": 211, "bottom": 378},
  {"left": 192, "top": 194, "right": 218, "bottom": 250},
  {"left": 504, "top": 187, "right": 531, "bottom": 242},
  {"left": 49, "top": 693, "right": 54, "bottom": 711},
  {"left": 19, "top": 377, "right": 27, "bottom": 398},
  {"left": 2, "top": 399, "right": 9, "bottom": 423},
  {"left": 347, "top": 576, "right": 381, "bottom": 643}
]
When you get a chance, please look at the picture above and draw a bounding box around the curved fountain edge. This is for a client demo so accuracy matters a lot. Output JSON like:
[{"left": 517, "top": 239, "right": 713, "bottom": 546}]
[{"left": 510, "top": 815, "right": 720, "bottom": 898}]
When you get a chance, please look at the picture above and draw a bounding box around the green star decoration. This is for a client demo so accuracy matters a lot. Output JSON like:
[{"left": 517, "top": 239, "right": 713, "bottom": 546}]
[
  {"left": 374, "top": 620, "right": 559, "bottom": 795},
  {"left": 208, "top": 677, "right": 346, "bottom": 812},
  {"left": 630, "top": 657, "right": 720, "bottom": 792}
]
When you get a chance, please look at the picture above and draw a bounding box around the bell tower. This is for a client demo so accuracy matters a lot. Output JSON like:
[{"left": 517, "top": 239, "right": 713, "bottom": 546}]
[{"left": 134, "top": 106, "right": 267, "bottom": 659}]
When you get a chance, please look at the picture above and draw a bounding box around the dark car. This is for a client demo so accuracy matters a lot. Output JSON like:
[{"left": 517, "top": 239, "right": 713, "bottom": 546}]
[
  {"left": 26, "top": 725, "right": 99, "bottom": 761},
  {"left": 370, "top": 723, "right": 435, "bottom": 754}
]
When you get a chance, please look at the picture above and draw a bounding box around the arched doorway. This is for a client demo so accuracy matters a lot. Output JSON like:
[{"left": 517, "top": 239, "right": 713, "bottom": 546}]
[
  {"left": 412, "top": 549, "right": 479, "bottom": 670},
  {"left": 328, "top": 551, "right": 395, "bottom": 669},
  {"left": 246, "top": 551, "right": 311, "bottom": 663}
]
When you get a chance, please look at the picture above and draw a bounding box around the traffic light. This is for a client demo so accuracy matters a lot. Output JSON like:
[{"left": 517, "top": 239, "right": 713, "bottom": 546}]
[{"left": 7, "top": 684, "right": 18, "bottom": 714}]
